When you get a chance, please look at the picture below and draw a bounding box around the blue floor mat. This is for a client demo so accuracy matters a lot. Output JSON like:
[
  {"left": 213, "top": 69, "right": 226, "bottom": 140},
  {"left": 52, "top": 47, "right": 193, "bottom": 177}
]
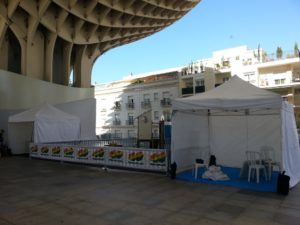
[{"left": 176, "top": 166, "right": 278, "bottom": 192}]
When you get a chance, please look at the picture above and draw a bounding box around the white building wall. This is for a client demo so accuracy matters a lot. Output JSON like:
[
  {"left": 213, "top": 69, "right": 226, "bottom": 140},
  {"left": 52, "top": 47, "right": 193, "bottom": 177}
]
[{"left": 95, "top": 76, "right": 179, "bottom": 138}]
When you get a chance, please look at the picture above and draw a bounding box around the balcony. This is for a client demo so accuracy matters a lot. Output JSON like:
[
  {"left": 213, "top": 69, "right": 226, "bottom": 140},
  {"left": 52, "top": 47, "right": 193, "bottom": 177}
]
[
  {"left": 160, "top": 98, "right": 172, "bottom": 107},
  {"left": 141, "top": 99, "right": 151, "bottom": 109},
  {"left": 112, "top": 119, "right": 121, "bottom": 126},
  {"left": 182, "top": 87, "right": 193, "bottom": 95},
  {"left": 195, "top": 85, "right": 205, "bottom": 93},
  {"left": 262, "top": 50, "right": 298, "bottom": 63},
  {"left": 126, "top": 102, "right": 135, "bottom": 110}
]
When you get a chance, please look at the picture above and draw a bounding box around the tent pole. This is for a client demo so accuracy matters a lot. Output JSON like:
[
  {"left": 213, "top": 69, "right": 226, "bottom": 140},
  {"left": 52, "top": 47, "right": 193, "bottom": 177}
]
[
  {"left": 208, "top": 109, "right": 211, "bottom": 156},
  {"left": 245, "top": 109, "right": 249, "bottom": 152}
]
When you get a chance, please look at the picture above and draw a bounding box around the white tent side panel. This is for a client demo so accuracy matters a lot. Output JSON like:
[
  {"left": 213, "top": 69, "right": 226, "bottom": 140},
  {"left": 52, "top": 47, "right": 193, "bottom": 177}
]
[
  {"left": 34, "top": 116, "right": 80, "bottom": 143},
  {"left": 247, "top": 113, "right": 282, "bottom": 164},
  {"left": 56, "top": 98, "right": 96, "bottom": 140},
  {"left": 209, "top": 115, "right": 247, "bottom": 168},
  {"left": 8, "top": 122, "right": 33, "bottom": 154},
  {"left": 171, "top": 111, "right": 209, "bottom": 172},
  {"left": 209, "top": 112, "right": 281, "bottom": 168},
  {"left": 281, "top": 102, "right": 300, "bottom": 188}
]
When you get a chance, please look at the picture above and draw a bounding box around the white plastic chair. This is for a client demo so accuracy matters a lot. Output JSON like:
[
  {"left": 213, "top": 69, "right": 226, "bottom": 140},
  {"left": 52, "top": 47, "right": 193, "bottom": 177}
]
[
  {"left": 194, "top": 160, "right": 208, "bottom": 179},
  {"left": 260, "top": 146, "right": 281, "bottom": 180},
  {"left": 193, "top": 150, "right": 210, "bottom": 179},
  {"left": 246, "top": 151, "right": 267, "bottom": 183}
]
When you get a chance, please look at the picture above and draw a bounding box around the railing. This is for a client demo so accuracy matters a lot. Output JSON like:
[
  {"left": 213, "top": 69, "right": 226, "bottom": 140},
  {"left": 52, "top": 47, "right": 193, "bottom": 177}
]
[
  {"left": 126, "top": 102, "right": 135, "bottom": 109},
  {"left": 113, "top": 120, "right": 121, "bottom": 126},
  {"left": 195, "top": 85, "right": 205, "bottom": 93},
  {"left": 141, "top": 100, "right": 151, "bottom": 109},
  {"left": 29, "top": 142, "right": 169, "bottom": 173},
  {"left": 262, "top": 50, "right": 298, "bottom": 63},
  {"left": 160, "top": 98, "right": 172, "bottom": 107},
  {"left": 182, "top": 87, "right": 193, "bottom": 95}
]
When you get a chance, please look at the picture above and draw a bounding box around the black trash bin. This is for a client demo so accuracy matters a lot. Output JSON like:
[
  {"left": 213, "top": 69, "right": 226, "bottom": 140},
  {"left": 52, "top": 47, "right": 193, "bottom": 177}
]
[{"left": 170, "top": 162, "right": 177, "bottom": 179}]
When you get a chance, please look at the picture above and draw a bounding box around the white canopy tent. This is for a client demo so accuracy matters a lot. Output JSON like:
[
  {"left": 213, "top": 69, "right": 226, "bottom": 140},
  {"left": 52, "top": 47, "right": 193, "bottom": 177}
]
[
  {"left": 171, "top": 76, "right": 300, "bottom": 187},
  {"left": 8, "top": 103, "right": 80, "bottom": 153}
]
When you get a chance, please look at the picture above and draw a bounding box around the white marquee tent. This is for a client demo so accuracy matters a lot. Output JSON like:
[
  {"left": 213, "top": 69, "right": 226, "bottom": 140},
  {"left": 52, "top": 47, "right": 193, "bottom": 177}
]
[
  {"left": 8, "top": 103, "right": 80, "bottom": 154},
  {"left": 171, "top": 76, "right": 300, "bottom": 187}
]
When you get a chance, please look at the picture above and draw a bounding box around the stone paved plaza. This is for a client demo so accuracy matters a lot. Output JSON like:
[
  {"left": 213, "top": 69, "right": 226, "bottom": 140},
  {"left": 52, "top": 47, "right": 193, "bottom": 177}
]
[{"left": 0, "top": 157, "right": 300, "bottom": 225}]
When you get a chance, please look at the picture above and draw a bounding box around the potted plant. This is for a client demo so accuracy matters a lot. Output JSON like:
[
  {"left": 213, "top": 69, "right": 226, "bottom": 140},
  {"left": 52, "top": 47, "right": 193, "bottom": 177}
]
[{"left": 276, "top": 47, "right": 283, "bottom": 59}]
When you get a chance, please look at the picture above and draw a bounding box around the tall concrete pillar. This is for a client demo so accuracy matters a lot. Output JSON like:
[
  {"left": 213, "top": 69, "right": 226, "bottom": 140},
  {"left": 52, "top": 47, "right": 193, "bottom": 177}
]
[
  {"left": 44, "top": 32, "right": 57, "bottom": 82},
  {"left": 62, "top": 42, "right": 73, "bottom": 86},
  {"left": 73, "top": 45, "right": 87, "bottom": 87}
]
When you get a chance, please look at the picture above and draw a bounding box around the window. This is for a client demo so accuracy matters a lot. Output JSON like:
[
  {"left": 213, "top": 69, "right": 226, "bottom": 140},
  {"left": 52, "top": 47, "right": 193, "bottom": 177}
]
[
  {"left": 195, "top": 79, "right": 204, "bottom": 86},
  {"left": 127, "top": 96, "right": 134, "bottom": 109},
  {"left": 144, "top": 93, "right": 150, "bottom": 101},
  {"left": 194, "top": 65, "right": 199, "bottom": 74},
  {"left": 154, "top": 93, "right": 159, "bottom": 101},
  {"left": 163, "top": 110, "right": 171, "bottom": 122},
  {"left": 127, "top": 113, "right": 134, "bottom": 125},
  {"left": 223, "top": 77, "right": 229, "bottom": 82},
  {"left": 113, "top": 113, "right": 121, "bottom": 125},
  {"left": 128, "top": 95, "right": 133, "bottom": 102},
  {"left": 275, "top": 79, "right": 285, "bottom": 85},
  {"left": 154, "top": 111, "right": 159, "bottom": 121},
  {"left": 200, "top": 62, "right": 205, "bottom": 72}
]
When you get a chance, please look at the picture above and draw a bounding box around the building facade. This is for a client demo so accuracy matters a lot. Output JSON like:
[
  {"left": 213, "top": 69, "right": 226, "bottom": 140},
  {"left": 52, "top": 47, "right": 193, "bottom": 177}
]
[
  {"left": 95, "top": 45, "right": 300, "bottom": 138},
  {"left": 95, "top": 69, "right": 179, "bottom": 139}
]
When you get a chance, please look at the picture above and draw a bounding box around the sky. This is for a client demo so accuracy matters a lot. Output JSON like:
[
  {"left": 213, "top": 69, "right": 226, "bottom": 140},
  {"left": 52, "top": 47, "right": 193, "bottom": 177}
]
[{"left": 92, "top": 0, "right": 300, "bottom": 84}]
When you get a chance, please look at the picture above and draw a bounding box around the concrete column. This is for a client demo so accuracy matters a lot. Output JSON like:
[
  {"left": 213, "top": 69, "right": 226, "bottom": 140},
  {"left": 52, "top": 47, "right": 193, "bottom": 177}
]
[
  {"left": 0, "top": 36, "right": 8, "bottom": 70},
  {"left": 80, "top": 54, "right": 93, "bottom": 88},
  {"left": 0, "top": 17, "right": 7, "bottom": 47},
  {"left": 73, "top": 45, "right": 86, "bottom": 87},
  {"left": 9, "top": 24, "right": 26, "bottom": 75},
  {"left": 26, "top": 30, "right": 45, "bottom": 80},
  {"left": 0, "top": 18, "right": 8, "bottom": 70},
  {"left": 62, "top": 42, "right": 73, "bottom": 85},
  {"left": 44, "top": 32, "right": 57, "bottom": 82},
  {"left": 78, "top": 46, "right": 102, "bottom": 88}
]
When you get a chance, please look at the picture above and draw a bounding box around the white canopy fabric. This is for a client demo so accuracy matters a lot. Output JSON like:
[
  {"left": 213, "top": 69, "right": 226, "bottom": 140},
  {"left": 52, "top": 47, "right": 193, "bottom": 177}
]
[
  {"left": 172, "top": 76, "right": 300, "bottom": 188},
  {"left": 9, "top": 103, "right": 80, "bottom": 143},
  {"left": 173, "top": 75, "right": 283, "bottom": 110}
]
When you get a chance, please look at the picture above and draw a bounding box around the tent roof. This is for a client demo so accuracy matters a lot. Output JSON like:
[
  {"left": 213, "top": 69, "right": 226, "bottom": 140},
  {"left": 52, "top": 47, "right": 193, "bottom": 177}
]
[
  {"left": 173, "top": 75, "right": 283, "bottom": 110},
  {"left": 8, "top": 103, "right": 79, "bottom": 123}
]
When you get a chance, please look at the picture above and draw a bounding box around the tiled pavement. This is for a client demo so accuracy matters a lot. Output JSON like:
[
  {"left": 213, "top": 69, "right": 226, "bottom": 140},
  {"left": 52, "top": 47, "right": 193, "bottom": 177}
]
[{"left": 0, "top": 157, "right": 300, "bottom": 225}]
